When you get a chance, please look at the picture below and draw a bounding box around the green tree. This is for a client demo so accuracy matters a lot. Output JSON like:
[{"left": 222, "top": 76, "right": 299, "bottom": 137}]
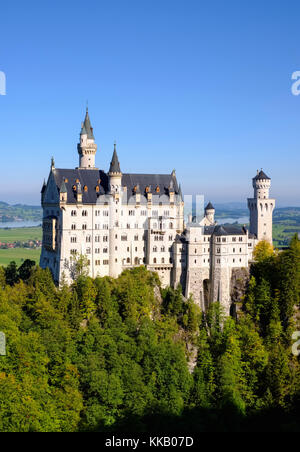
[{"left": 5, "top": 261, "right": 19, "bottom": 286}]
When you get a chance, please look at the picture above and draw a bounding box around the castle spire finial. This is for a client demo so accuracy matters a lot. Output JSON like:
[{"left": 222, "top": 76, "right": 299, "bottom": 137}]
[{"left": 109, "top": 142, "right": 121, "bottom": 174}]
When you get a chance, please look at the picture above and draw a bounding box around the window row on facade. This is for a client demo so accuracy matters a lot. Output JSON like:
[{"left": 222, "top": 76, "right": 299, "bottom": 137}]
[
  {"left": 216, "top": 236, "right": 244, "bottom": 243},
  {"left": 216, "top": 247, "right": 244, "bottom": 253},
  {"left": 70, "top": 209, "right": 174, "bottom": 217}
]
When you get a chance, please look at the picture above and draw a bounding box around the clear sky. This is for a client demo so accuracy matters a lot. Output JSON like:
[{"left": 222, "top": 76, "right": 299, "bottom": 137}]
[{"left": 0, "top": 0, "right": 300, "bottom": 206}]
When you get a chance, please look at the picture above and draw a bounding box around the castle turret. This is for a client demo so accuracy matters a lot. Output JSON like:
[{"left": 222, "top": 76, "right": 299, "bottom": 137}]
[
  {"left": 248, "top": 169, "right": 275, "bottom": 244},
  {"left": 77, "top": 108, "right": 97, "bottom": 169},
  {"left": 205, "top": 201, "right": 215, "bottom": 225}
]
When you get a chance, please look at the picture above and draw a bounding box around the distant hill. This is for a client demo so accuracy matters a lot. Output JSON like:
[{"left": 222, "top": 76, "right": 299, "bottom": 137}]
[
  {"left": 0, "top": 202, "right": 42, "bottom": 222},
  {"left": 1, "top": 200, "right": 300, "bottom": 225},
  {"left": 184, "top": 201, "right": 300, "bottom": 222}
]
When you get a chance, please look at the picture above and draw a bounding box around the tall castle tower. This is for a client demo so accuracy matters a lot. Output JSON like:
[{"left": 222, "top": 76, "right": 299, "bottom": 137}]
[
  {"left": 248, "top": 170, "right": 275, "bottom": 244},
  {"left": 108, "top": 143, "right": 122, "bottom": 193},
  {"left": 108, "top": 143, "right": 123, "bottom": 278},
  {"left": 77, "top": 108, "right": 98, "bottom": 169}
]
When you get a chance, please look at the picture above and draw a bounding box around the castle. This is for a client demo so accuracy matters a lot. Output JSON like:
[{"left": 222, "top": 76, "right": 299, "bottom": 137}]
[{"left": 40, "top": 109, "right": 275, "bottom": 313}]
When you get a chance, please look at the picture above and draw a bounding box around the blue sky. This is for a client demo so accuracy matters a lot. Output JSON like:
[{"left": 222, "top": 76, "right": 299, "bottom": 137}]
[{"left": 0, "top": 0, "right": 300, "bottom": 206}]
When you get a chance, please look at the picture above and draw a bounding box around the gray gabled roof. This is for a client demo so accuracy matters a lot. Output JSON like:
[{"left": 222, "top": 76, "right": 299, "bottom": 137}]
[
  {"left": 122, "top": 172, "right": 180, "bottom": 201},
  {"left": 53, "top": 168, "right": 108, "bottom": 204},
  {"left": 51, "top": 168, "right": 181, "bottom": 205},
  {"left": 204, "top": 226, "right": 215, "bottom": 235},
  {"left": 213, "top": 225, "right": 247, "bottom": 236}
]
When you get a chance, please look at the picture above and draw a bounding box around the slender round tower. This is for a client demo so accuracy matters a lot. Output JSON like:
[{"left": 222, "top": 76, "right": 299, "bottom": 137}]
[
  {"left": 108, "top": 143, "right": 123, "bottom": 278},
  {"left": 248, "top": 169, "right": 275, "bottom": 244}
]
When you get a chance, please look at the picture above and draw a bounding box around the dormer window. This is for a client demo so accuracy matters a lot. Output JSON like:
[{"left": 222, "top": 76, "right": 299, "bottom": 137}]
[
  {"left": 156, "top": 186, "right": 160, "bottom": 193},
  {"left": 83, "top": 185, "right": 88, "bottom": 192}
]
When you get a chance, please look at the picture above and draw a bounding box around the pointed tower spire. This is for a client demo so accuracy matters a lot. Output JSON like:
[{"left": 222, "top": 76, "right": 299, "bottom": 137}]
[
  {"left": 80, "top": 107, "right": 95, "bottom": 139},
  {"left": 178, "top": 184, "right": 183, "bottom": 201},
  {"left": 109, "top": 142, "right": 121, "bottom": 174},
  {"left": 41, "top": 179, "right": 46, "bottom": 193},
  {"left": 169, "top": 179, "right": 175, "bottom": 193},
  {"left": 78, "top": 107, "right": 98, "bottom": 169}
]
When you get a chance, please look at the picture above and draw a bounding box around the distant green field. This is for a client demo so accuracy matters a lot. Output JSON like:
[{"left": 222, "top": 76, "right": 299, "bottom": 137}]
[
  {"left": 273, "top": 224, "right": 300, "bottom": 248},
  {"left": 0, "top": 227, "right": 42, "bottom": 243},
  {"left": 0, "top": 248, "right": 41, "bottom": 266}
]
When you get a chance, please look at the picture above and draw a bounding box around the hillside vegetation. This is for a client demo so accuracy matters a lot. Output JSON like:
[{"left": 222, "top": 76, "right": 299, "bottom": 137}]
[
  {"left": 0, "top": 234, "right": 299, "bottom": 432},
  {"left": 0, "top": 202, "right": 42, "bottom": 223}
]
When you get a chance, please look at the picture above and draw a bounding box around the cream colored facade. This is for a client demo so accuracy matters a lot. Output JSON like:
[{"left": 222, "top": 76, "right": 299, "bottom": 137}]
[{"left": 40, "top": 110, "right": 274, "bottom": 314}]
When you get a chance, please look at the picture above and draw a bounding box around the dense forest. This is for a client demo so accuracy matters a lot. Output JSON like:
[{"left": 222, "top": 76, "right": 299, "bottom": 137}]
[{"left": 0, "top": 235, "right": 299, "bottom": 432}]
